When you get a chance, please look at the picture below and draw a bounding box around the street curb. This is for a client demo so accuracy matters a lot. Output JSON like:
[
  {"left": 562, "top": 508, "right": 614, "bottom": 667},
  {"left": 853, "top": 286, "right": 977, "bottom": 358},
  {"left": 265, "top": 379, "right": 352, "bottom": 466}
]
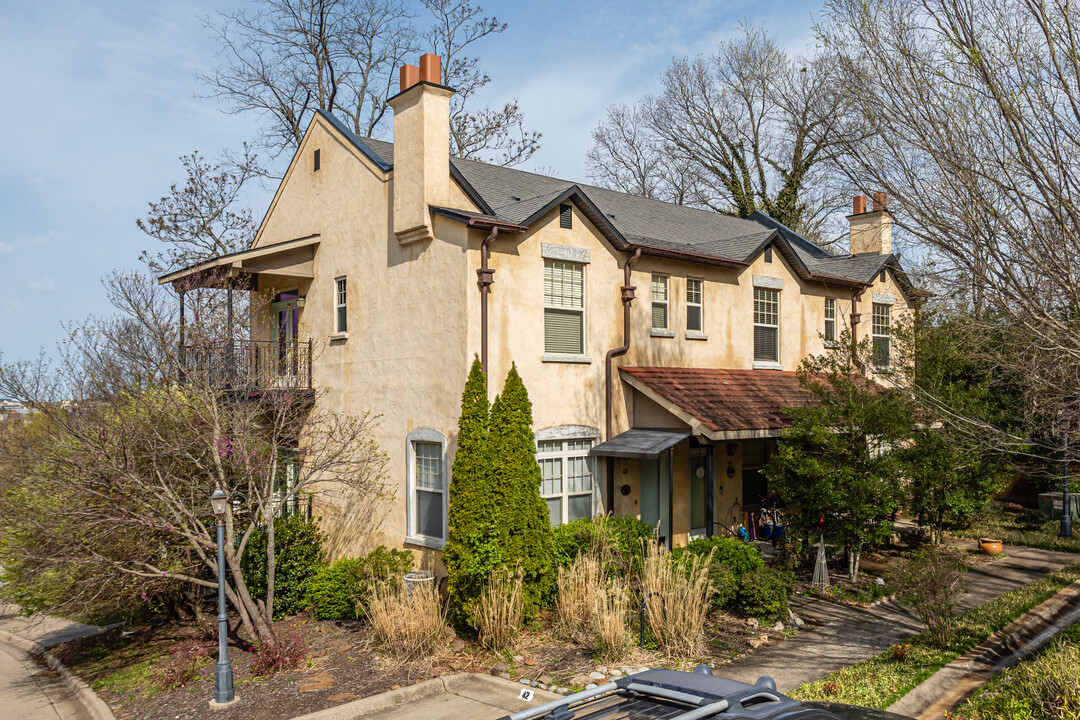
[
  {"left": 292, "top": 672, "right": 560, "bottom": 719},
  {"left": 886, "top": 577, "right": 1080, "bottom": 720},
  {"left": 0, "top": 628, "right": 116, "bottom": 720}
]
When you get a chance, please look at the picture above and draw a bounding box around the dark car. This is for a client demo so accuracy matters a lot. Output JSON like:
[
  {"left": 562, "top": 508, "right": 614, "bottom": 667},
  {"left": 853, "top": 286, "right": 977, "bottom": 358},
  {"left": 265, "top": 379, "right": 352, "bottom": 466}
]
[{"left": 497, "top": 666, "right": 914, "bottom": 720}]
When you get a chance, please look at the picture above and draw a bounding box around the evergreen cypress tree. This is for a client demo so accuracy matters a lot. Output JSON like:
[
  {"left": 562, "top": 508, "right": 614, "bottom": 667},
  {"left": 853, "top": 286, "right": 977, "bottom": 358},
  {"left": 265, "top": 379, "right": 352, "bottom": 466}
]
[
  {"left": 443, "top": 357, "right": 500, "bottom": 625},
  {"left": 488, "top": 363, "right": 554, "bottom": 615}
]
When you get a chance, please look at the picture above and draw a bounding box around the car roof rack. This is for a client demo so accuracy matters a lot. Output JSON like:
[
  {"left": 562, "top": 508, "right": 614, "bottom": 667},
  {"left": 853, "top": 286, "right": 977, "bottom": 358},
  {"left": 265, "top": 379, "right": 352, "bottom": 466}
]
[{"left": 498, "top": 667, "right": 805, "bottom": 720}]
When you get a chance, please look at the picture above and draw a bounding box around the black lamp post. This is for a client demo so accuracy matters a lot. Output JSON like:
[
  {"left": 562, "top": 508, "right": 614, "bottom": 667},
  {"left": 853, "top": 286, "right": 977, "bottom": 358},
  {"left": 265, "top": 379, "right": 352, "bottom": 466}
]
[
  {"left": 209, "top": 486, "right": 237, "bottom": 709},
  {"left": 1062, "top": 435, "right": 1073, "bottom": 539}
]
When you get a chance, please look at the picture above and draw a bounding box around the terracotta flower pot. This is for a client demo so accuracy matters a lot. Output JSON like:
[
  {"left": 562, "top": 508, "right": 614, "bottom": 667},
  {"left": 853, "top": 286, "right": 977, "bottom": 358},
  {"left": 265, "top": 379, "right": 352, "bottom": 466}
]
[{"left": 979, "top": 538, "right": 1003, "bottom": 556}]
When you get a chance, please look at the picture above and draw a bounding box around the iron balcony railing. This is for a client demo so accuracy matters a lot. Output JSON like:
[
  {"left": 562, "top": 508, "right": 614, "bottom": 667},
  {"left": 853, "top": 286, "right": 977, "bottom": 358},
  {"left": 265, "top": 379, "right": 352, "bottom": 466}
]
[{"left": 180, "top": 339, "right": 313, "bottom": 392}]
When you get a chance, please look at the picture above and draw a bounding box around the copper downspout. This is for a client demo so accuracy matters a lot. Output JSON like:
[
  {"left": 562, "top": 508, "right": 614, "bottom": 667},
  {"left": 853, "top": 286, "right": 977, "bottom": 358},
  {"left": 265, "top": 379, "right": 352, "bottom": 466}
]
[
  {"left": 603, "top": 248, "right": 641, "bottom": 513},
  {"left": 851, "top": 286, "right": 867, "bottom": 375},
  {"left": 605, "top": 248, "right": 642, "bottom": 441},
  {"left": 477, "top": 227, "right": 498, "bottom": 385}
]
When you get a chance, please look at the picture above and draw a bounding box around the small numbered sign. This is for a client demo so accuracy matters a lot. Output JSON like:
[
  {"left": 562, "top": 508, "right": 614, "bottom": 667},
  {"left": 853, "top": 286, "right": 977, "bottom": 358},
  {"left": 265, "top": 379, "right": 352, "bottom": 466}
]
[{"left": 518, "top": 688, "right": 535, "bottom": 701}]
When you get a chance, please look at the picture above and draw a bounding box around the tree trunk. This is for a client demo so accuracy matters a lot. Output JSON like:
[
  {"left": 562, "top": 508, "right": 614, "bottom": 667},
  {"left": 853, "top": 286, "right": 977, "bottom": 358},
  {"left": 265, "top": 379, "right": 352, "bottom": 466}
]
[
  {"left": 848, "top": 545, "right": 861, "bottom": 582},
  {"left": 266, "top": 509, "right": 276, "bottom": 624}
]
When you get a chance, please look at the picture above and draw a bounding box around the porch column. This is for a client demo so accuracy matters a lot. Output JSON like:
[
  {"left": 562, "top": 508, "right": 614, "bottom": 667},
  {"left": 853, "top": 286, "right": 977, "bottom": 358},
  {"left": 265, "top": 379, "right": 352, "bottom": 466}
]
[
  {"left": 705, "top": 444, "right": 715, "bottom": 538},
  {"left": 178, "top": 289, "right": 186, "bottom": 382},
  {"left": 225, "top": 288, "right": 235, "bottom": 386},
  {"left": 667, "top": 448, "right": 674, "bottom": 551},
  {"left": 605, "top": 457, "right": 615, "bottom": 514}
]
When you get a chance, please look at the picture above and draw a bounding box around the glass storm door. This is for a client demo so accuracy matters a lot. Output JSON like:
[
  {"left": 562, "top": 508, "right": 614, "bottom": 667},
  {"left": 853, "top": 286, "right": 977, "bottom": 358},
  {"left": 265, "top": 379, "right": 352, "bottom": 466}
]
[
  {"left": 690, "top": 448, "right": 707, "bottom": 539},
  {"left": 271, "top": 292, "right": 301, "bottom": 382}
]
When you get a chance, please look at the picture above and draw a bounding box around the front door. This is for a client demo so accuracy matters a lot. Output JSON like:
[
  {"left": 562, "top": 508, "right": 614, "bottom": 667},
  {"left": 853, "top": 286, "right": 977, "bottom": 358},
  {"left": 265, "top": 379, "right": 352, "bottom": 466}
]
[
  {"left": 640, "top": 453, "right": 670, "bottom": 547},
  {"left": 271, "top": 292, "right": 301, "bottom": 383}
]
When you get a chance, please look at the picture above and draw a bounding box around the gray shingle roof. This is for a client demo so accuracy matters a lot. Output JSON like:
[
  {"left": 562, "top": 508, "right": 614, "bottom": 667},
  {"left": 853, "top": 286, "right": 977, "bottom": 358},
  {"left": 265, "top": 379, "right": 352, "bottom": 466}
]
[{"left": 354, "top": 133, "right": 906, "bottom": 288}]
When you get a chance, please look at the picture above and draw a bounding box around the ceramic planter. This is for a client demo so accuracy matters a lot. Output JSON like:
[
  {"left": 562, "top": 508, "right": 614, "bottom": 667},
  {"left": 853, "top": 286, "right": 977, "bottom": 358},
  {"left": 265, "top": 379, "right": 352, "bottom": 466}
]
[{"left": 979, "top": 538, "right": 1003, "bottom": 556}]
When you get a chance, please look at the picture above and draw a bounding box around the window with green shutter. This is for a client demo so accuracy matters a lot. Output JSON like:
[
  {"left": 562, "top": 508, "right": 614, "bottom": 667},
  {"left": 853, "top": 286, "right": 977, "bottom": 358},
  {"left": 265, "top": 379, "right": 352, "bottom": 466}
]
[
  {"left": 544, "top": 260, "right": 584, "bottom": 354},
  {"left": 651, "top": 274, "right": 669, "bottom": 329},
  {"left": 753, "top": 288, "right": 779, "bottom": 362}
]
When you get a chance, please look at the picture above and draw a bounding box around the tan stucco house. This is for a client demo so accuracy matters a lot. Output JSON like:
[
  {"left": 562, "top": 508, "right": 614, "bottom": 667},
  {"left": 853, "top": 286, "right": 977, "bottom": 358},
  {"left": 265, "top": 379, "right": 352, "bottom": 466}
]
[{"left": 161, "top": 54, "right": 918, "bottom": 561}]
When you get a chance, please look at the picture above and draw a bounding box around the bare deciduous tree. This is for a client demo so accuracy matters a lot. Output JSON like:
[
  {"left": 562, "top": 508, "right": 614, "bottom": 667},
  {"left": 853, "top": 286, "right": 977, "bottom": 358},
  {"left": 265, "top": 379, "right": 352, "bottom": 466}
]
[
  {"left": 199, "top": 0, "right": 539, "bottom": 166},
  {"left": 587, "top": 25, "right": 848, "bottom": 242},
  {"left": 0, "top": 272, "right": 389, "bottom": 641},
  {"left": 423, "top": 0, "right": 540, "bottom": 165},
  {"left": 137, "top": 147, "right": 262, "bottom": 273},
  {"left": 820, "top": 0, "right": 1080, "bottom": 443}
]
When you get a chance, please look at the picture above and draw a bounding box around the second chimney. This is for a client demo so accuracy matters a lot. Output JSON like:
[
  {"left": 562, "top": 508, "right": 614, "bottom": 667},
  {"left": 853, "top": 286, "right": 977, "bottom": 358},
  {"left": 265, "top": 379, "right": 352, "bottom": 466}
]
[
  {"left": 847, "top": 193, "right": 892, "bottom": 255},
  {"left": 388, "top": 54, "right": 453, "bottom": 245}
]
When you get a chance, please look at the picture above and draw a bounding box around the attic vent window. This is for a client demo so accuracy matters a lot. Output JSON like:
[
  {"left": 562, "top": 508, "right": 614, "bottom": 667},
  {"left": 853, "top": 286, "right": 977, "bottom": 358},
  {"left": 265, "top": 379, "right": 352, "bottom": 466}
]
[
  {"left": 764, "top": 245, "right": 773, "bottom": 263},
  {"left": 314, "top": 149, "right": 321, "bottom": 171},
  {"left": 879, "top": 270, "right": 886, "bottom": 282},
  {"left": 560, "top": 204, "right": 572, "bottom": 229}
]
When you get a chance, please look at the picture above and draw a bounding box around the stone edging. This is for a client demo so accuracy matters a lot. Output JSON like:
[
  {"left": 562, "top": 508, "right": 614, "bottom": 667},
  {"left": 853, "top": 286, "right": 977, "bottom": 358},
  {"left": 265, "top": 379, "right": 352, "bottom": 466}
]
[
  {"left": 886, "top": 577, "right": 1080, "bottom": 720},
  {"left": 292, "top": 672, "right": 561, "bottom": 720},
  {"left": 0, "top": 628, "right": 116, "bottom": 720}
]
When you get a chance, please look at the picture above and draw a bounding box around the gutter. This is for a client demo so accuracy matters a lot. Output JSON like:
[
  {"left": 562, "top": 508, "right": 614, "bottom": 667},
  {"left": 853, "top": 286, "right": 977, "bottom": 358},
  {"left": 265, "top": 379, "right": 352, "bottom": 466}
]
[{"left": 603, "top": 248, "right": 641, "bottom": 513}]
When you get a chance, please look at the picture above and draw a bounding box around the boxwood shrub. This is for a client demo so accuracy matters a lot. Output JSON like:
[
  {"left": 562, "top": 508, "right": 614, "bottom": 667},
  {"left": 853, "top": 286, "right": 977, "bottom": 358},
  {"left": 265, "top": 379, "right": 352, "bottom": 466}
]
[{"left": 305, "top": 546, "right": 413, "bottom": 621}]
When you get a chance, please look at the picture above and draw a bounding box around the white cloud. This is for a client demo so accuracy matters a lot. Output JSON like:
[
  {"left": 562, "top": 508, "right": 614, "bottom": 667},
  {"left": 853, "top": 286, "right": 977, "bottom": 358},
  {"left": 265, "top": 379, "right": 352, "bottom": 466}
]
[
  {"left": 25, "top": 230, "right": 63, "bottom": 247},
  {"left": 0, "top": 241, "right": 13, "bottom": 254},
  {"left": 27, "top": 276, "right": 56, "bottom": 291}
]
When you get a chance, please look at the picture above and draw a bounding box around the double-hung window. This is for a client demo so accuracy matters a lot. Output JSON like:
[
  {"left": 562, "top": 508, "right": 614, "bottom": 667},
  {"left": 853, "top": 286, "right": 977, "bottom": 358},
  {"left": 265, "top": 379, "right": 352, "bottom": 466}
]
[
  {"left": 686, "top": 278, "right": 703, "bottom": 332},
  {"left": 753, "top": 288, "right": 780, "bottom": 362},
  {"left": 872, "top": 303, "right": 891, "bottom": 367},
  {"left": 334, "top": 277, "right": 347, "bottom": 334},
  {"left": 407, "top": 429, "right": 445, "bottom": 545},
  {"left": 824, "top": 297, "right": 836, "bottom": 344},
  {"left": 537, "top": 438, "right": 595, "bottom": 526},
  {"left": 544, "top": 260, "right": 584, "bottom": 354},
  {"left": 651, "top": 274, "right": 669, "bottom": 330}
]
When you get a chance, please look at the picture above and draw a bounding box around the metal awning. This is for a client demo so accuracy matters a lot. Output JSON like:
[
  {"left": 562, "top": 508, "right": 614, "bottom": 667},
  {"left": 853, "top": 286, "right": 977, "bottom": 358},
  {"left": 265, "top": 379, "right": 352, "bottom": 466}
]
[{"left": 588, "top": 428, "right": 690, "bottom": 459}]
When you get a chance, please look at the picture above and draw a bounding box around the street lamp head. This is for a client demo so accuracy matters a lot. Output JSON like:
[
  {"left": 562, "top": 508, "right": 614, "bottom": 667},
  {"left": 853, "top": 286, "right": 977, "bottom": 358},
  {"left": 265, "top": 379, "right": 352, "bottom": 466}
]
[{"left": 210, "top": 487, "right": 228, "bottom": 516}]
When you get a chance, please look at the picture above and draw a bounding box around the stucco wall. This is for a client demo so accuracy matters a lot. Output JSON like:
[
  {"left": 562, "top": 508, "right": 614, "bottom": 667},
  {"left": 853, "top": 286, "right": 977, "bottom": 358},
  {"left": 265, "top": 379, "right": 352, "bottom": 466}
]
[{"left": 244, "top": 111, "right": 915, "bottom": 556}]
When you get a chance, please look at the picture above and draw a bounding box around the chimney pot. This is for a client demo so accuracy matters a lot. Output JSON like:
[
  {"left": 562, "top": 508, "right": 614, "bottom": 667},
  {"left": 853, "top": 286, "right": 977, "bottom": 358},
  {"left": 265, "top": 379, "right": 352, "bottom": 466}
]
[
  {"left": 400, "top": 64, "right": 419, "bottom": 92},
  {"left": 853, "top": 195, "right": 866, "bottom": 215},
  {"left": 873, "top": 192, "right": 887, "bottom": 212},
  {"left": 419, "top": 53, "right": 441, "bottom": 85}
]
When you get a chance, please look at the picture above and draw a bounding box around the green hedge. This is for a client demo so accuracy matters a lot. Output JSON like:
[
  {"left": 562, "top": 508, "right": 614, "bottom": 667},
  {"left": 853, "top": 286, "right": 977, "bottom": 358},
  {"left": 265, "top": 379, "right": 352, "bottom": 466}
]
[
  {"left": 241, "top": 515, "right": 324, "bottom": 620},
  {"left": 551, "top": 516, "right": 655, "bottom": 575},
  {"left": 732, "top": 567, "right": 795, "bottom": 622},
  {"left": 305, "top": 546, "right": 413, "bottom": 621},
  {"left": 670, "top": 536, "right": 765, "bottom": 577}
]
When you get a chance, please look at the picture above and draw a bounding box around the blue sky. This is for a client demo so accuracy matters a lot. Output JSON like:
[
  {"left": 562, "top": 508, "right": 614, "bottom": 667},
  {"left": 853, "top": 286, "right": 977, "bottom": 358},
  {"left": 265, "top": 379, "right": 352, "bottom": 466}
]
[{"left": 0, "top": 0, "right": 822, "bottom": 361}]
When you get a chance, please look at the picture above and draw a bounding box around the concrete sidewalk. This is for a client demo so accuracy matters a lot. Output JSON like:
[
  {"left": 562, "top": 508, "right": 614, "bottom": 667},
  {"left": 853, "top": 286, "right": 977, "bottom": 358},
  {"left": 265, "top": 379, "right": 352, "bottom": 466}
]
[
  {"left": 0, "top": 605, "right": 117, "bottom": 720},
  {"left": 0, "top": 604, "right": 118, "bottom": 649},
  {"left": 0, "top": 639, "right": 90, "bottom": 720},
  {"left": 723, "top": 542, "right": 1078, "bottom": 693}
]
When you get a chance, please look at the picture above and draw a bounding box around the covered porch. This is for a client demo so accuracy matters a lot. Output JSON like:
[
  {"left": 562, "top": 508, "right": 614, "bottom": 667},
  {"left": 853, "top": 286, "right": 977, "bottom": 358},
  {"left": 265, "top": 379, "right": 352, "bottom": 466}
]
[
  {"left": 157, "top": 235, "right": 320, "bottom": 395},
  {"left": 592, "top": 367, "right": 812, "bottom": 548}
]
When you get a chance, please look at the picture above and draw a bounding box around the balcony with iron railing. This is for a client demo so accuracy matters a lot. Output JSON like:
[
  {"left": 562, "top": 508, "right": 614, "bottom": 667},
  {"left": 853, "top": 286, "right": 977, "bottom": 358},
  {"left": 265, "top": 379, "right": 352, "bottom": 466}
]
[{"left": 180, "top": 339, "right": 314, "bottom": 398}]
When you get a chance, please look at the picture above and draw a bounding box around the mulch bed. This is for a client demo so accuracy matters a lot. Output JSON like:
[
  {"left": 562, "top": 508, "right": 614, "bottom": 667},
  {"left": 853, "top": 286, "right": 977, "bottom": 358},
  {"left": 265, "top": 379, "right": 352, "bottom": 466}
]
[{"left": 51, "top": 610, "right": 808, "bottom": 720}]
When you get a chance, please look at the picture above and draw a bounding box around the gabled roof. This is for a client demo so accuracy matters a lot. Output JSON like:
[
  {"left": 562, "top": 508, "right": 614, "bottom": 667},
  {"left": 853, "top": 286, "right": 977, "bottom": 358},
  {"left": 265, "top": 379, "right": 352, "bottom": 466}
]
[
  {"left": 328, "top": 118, "right": 917, "bottom": 292},
  {"left": 620, "top": 366, "right": 816, "bottom": 439}
]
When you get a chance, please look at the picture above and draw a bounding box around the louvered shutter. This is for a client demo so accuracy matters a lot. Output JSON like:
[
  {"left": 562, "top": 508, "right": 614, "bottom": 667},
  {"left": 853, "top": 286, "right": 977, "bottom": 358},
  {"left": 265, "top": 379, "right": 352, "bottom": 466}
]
[{"left": 754, "top": 326, "right": 778, "bottom": 361}]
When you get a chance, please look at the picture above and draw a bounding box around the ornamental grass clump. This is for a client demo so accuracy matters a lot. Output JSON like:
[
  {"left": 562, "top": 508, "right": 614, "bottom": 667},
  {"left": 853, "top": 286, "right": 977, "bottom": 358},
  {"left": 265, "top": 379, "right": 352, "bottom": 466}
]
[
  {"left": 641, "top": 540, "right": 714, "bottom": 658},
  {"left": 592, "top": 576, "right": 633, "bottom": 661},
  {"left": 556, "top": 552, "right": 605, "bottom": 642},
  {"left": 366, "top": 581, "right": 447, "bottom": 661},
  {"left": 476, "top": 568, "right": 523, "bottom": 651}
]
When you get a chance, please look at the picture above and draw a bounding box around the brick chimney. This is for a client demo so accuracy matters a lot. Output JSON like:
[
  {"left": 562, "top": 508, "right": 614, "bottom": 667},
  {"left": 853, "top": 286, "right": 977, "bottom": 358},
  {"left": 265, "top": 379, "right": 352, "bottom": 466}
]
[
  {"left": 387, "top": 54, "right": 454, "bottom": 245},
  {"left": 847, "top": 192, "right": 892, "bottom": 255}
]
